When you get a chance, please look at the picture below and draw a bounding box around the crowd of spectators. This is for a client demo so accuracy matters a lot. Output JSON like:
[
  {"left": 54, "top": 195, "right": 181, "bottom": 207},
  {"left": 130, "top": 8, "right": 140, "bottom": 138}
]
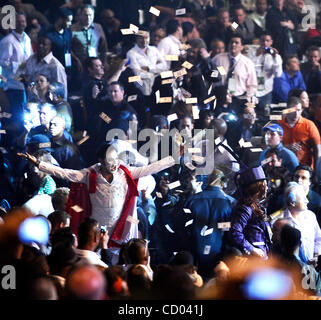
[{"left": 1, "top": 0, "right": 321, "bottom": 300}]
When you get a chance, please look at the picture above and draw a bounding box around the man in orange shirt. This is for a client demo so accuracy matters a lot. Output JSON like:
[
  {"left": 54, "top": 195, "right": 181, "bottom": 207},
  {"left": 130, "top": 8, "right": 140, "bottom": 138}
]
[{"left": 279, "top": 96, "right": 321, "bottom": 169}]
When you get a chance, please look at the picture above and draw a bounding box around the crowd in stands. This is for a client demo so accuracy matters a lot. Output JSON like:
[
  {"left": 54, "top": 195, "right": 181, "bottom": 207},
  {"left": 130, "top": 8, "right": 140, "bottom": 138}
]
[{"left": 1, "top": 0, "right": 321, "bottom": 300}]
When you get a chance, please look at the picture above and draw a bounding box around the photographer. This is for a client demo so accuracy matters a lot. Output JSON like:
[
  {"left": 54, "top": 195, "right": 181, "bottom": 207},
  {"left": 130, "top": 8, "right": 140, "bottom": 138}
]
[
  {"left": 75, "top": 218, "right": 110, "bottom": 269},
  {"left": 246, "top": 32, "right": 283, "bottom": 116}
]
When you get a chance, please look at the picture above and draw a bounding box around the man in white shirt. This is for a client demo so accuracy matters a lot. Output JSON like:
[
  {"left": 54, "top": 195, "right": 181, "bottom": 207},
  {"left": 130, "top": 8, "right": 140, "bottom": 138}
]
[
  {"left": 0, "top": 12, "right": 33, "bottom": 119},
  {"left": 16, "top": 36, "right": 68, "bottom": 99},
  {"left": 157, "top": 19, "right": 183, "bottom": 69},
  {"left": 271, "top": 182, "right": 321, "bottom": 262},
  {"left": 127, "top": 30, "right": 167, "bottom": 96},
  {"left": 212, "top": 35, "right": 257, "bottom": 114},
  {"left": 75, "top": 218, "right": 109, "bottom": 269},
  {"left": 246, "top": 32, "right": 283, "bottom": 115}
]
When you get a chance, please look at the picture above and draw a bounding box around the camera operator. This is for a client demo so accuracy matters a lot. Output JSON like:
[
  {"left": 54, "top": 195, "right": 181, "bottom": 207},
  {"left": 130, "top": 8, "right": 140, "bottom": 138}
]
[{"left": 246, "top": 32, "right": 283, "bottom": 117}]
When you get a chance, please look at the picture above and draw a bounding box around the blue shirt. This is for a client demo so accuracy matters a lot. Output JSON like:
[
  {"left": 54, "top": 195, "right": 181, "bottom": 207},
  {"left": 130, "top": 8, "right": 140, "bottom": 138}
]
[
  {"left": 44, "top": 26, "right": 72, "bottom": 67},
  {"left": 272, "top": 71, "right": 306, "bottom": 103},
  {"left": 184, "top": 186, "right": 236, "bottom": 276},
  {"left": 259, "top": 142, "right": 299, "bottom": 173}
]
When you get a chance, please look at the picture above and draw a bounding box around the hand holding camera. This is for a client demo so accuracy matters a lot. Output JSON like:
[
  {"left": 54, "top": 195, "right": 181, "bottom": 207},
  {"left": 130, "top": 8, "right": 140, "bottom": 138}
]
[
  {"left": 264, "top": 47, "right": 278, "bottom": 57},
  {"left": 100, "top": 225, "right": 109, "bottom": 249}
]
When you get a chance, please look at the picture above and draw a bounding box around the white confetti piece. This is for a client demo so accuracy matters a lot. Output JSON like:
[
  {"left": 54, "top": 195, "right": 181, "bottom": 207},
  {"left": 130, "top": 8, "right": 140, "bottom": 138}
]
[
  {"left": 250, "top": 148, "right": 263, "bottom": 152},
  {"left": 129, "top": 24, "right": 139, "bottom": 33},
  {"left": 269, "top": 115, "right": 282, "bottom": 120},
  {"left": 183, "top": 208, "right": 192, "bottom": 213},
  {"left": 71, "top": 205, "right": 83, "bottom": 213},
  {"left": 165, "top": 224, "right": 175, "bottom": 233},
  {"left": 185, "top": 219, "right": 194, "bottom": 227},
  {"left": 77, "top": 135, "right": 90, "bottom": 145},
  {"left": 261, "top": 156, "right": 272, "bottom": 166},
  {"left": 192, "top": 105, "right": 199, "bottom": 119},
  {"left": 168, "top": 180, "right": 181, "bottom": 189},
  {"left": 186, "top": 97, "right": 198, "bottom": 104},
  {"left": 161, "top": 71, "right": 174, "bottom": 79},
  {"left": 99, "top": 112, "right": 112, "bottom": 123},
  {"left": 128, "top": 75, "right": 141, "bottom": 83},
  {"left": 200, "top": 225, "right": 208, "bottom": 236},
  {"left": 167, "top": 113, "right": 178, "bottom": 122},
  {"left": 156, "top": 192, "right": 163, "bottom": 198},
  {"left": 231, "top": 21, "right": 239, "bottom": 30},
  {"left": 162, "top": 201, "right": 171, "bottom": 207},
  {"left": 182, "top": 61, "right": 193, "bottom": 69},
  {"left": 217, "top": 222, "right": 231, "bottom": 229},
  {"left": 213, "top": 99, "right": 217, "bottom": 110},
  {"left": 126, "top": 215, "right": 139, "bottom": 224},
  {"left": 173, "top": 68, "right": 187, "bottom": 78},
  {"left": 176, "top": 8, "right": 186, "bottom": 15},
  {"left": 217, "top": 66, "right": 227, "bottom": 75},
  {"left": 121, "top": 28, "right": 134, "bottom": 35},
  {"left": 203, "top": 95, "right": 216, "bottom": 105},
  {"left": 243, "top": 141, "right": 253, "bottom": 148},
  {"left": 159, "top": 97, "right": 172, "bottom": 103},
  {"left": 155, "top": 90, "right": 160, "bottom": 104},
  {"left": 282, "top": 107, "right": 297, "bottom": 114},
  {"left": 204, "top": 228, "right": 214, "bottom": 236},
  {"left": 149, "top": 6, "right": 160, "bottom": 16}
]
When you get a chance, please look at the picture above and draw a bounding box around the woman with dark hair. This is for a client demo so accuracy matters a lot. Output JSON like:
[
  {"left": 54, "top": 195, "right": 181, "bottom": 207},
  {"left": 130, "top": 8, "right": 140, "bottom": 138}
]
[
  {"left": 28, "top": 74, "right": 51, "bottom": 104},
  {"left": 288, "top": 88, "right": 311, "bottom": 120},
  {"left": 194, "top": 109, "right": 214, "bottom": 130},
  {"left": 229, "top": 166, "right": 272, "bottom": 259}
]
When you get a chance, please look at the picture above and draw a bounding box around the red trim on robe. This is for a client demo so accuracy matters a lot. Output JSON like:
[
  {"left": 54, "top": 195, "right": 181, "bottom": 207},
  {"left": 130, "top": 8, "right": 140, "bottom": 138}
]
[{"left": 108, "top": 165, "right": 139, "bottom": 248}]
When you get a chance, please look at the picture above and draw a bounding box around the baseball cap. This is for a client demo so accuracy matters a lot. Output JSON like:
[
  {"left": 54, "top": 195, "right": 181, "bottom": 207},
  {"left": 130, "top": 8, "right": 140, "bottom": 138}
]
[
  {"left": 26, "top": 134, "right": 53, "bottom": 153},
  {"left": 262, "top": 123, "right": 283, "bottom": 136}
]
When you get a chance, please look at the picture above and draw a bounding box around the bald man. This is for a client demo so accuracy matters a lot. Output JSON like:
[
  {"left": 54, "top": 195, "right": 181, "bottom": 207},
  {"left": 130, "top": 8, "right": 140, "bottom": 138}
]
[
  {"left": 65, "top": 265, "right": 106, "bottom": 300},
  {"left": 49, "top": 116, "right": 84, "bottom": 169}
]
